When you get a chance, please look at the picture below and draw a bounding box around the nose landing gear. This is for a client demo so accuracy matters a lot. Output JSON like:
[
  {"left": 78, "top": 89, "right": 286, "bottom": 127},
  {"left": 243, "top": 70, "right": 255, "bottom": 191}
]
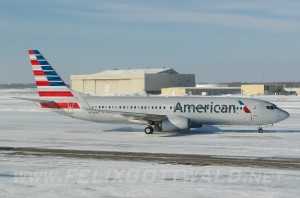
[{"left": 258, "top": 126, "right": 264, "bottom": 133}]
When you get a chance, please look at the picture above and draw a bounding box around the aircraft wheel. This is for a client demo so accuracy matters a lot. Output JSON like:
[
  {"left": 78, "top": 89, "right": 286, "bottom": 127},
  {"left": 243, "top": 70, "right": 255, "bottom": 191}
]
[
  {"left": 258, "top": 127, "right": 264, "bottom": 133},
  {"left": 144, "top": 126, "right": 154, "bottom": 134}
]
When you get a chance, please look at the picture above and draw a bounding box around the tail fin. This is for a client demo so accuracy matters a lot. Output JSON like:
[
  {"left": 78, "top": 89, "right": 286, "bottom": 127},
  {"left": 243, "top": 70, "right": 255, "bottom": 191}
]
[{"left": 28, "top": 50, "right": 80, "bottom": 110}]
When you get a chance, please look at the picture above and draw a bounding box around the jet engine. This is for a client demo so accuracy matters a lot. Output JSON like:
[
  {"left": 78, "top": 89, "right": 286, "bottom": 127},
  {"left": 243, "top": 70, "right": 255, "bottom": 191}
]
[{"left": 161, "top": 116, "right": 191, "bottom": 132}]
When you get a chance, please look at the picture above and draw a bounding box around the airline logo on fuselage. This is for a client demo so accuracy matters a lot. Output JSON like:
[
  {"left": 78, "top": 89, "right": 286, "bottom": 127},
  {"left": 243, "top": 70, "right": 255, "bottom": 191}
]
[
  {"left": 174, "top": 102, "right": 237, "bottom": 114},
  {"left": 238, "top": 100, "right": 251, "bottom": 113}
]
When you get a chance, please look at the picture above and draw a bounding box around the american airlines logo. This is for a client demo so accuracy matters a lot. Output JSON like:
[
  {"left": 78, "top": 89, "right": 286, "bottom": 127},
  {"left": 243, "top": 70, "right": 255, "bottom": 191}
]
[
  {"left": 174, "top": 102, "right": 237, "bottom": 114},
  {"left": 238, "top": 100, "right": 251, "bottom": 113},
  {"left": 174, "top": 100, "right": 251, "bottom": 114}
]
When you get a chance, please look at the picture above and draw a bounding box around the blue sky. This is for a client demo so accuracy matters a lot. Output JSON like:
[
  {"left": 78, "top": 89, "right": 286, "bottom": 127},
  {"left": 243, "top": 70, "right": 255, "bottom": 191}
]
[{"left": 1, "top": 0, "right": 300, "bottom": 83}]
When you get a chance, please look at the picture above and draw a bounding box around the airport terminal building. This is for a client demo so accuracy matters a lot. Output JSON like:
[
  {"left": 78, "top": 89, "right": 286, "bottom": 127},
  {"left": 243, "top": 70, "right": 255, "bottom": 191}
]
[{"left": 70, "top": 68, "right": 195, "bottom": 95}]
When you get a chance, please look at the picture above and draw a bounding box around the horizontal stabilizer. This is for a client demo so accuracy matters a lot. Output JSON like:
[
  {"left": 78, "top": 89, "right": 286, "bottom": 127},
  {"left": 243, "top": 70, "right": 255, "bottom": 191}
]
[{"left": 12, "top": 97, "right": 53, "bottom": 103}]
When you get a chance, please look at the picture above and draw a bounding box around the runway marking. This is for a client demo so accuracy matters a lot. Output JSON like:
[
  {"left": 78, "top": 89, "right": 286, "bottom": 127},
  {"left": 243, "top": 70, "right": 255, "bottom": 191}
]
[{"left": 1, "top": 147, "right": 300, "bottom": 170}]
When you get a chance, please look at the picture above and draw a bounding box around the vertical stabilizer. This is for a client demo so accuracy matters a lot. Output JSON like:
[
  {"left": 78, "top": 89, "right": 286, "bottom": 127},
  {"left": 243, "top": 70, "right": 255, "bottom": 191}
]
[{"left": 28, "top": 50, "right": 80, "bottom": 110}]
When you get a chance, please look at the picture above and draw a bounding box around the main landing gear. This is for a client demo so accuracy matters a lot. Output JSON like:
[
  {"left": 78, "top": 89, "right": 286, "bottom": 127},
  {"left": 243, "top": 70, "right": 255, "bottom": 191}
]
[
  {"left": 144, "top": 123, "right": 162, "bottom": 134},
  {"left": 144, "top": 125, "right": 154, "bottom": 134},
  {"left": 258, "top": 126, "right": 264, "bottom": 133}
]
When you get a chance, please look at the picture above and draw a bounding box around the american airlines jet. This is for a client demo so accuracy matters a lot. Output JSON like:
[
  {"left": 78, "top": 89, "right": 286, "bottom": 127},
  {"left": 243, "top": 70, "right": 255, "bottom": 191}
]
[{"left": 19, "top": 50, "right": 289, "bottom": 134}]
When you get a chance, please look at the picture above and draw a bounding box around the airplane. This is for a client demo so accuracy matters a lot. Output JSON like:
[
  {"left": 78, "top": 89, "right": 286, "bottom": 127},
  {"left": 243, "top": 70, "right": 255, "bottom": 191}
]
[{"left": 18, "top": 50, "right": 290, "bottom": 134}]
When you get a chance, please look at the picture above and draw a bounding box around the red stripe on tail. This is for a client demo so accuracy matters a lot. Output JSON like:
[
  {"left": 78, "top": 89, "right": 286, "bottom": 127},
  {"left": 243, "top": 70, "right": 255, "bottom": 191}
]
[
  {"left": 33, "top": 70, "right": 45, "bottom": 76},
  {"left": 36, "top": 81, "right": 50, "bottom": 86},
  {"left": 38, "top": 91, "right": 74, "bottom": 97},
  {"left": 41, "top": 102, "right": 80, "bottom": 109},
  {"left": 31, "top": 60, "right": 39, "bottom": 65}
]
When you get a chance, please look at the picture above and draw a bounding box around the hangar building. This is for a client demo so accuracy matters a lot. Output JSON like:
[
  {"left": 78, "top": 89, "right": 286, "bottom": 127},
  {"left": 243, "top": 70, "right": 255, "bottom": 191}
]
[
  {"left": 284, "top": 87, "right": 300, "bottom": 95},
  {"left": 161, "top": 86, "right": 241, "bottom": 96},
  {"left": 241, "top": 84, "right": 284, "bottom": 95},
  {"left": 70, "top": 68, "right": 195, "bottom": 95}
]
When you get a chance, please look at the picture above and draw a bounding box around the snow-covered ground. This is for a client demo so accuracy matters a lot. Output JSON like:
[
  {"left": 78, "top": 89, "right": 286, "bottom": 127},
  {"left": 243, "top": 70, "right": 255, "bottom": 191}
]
[
  {"left": 1, "top": 154, "right": 299, "bottom": 197},
  {"left": 1, "top": 89, "right": 300, "bottom": 197}
]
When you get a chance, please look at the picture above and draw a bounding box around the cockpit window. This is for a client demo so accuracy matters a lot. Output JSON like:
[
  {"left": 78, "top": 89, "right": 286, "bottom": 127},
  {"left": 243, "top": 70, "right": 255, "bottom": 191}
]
[{"left": 266, "top": 105, "right": 278, "bottom": 110}]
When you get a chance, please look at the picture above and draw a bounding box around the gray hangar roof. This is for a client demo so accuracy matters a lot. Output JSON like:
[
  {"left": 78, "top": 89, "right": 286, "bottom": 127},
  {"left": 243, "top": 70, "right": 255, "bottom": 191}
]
[{"left": 93, "top": 68, "right": 178, "bottom": 75}]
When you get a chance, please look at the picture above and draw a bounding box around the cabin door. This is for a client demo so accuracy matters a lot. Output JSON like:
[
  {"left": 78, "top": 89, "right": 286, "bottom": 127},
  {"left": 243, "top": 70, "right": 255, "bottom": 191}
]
[{"left": 251, "top": 103, "right": 258, "bottom": 122}]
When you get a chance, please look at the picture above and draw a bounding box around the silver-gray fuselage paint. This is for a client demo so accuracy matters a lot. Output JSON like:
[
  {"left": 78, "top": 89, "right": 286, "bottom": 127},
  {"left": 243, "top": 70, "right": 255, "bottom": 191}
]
[{"left": 68, "top": 96, "right": 289, "bottom": 127}]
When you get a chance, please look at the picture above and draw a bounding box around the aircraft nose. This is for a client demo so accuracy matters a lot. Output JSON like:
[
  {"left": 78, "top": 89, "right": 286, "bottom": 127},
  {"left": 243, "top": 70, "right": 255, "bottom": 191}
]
[{"left": 279, "top": 110, "right": 290, "bottom": 121}]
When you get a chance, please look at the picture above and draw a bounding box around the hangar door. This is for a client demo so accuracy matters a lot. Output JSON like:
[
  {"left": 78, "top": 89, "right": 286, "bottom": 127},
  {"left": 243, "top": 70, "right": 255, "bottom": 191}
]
[
  {"left": 118, "top": 79, "right": 131, "bottom": 94},
  {"left": 95, "top": 80, "right": 119, "bottom": 95}
]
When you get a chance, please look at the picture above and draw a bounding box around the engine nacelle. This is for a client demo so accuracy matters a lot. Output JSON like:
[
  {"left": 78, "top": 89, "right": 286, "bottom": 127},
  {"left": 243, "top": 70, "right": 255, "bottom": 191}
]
[{"left": 161, "top": 116, "right": 191, "bottom": 132}]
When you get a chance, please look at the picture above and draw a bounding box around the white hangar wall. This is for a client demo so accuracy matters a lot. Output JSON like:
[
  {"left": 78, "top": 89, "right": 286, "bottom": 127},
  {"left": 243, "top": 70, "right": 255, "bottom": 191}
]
[{"left": 71, "top": 68, "right": 195, "bottom": 95}]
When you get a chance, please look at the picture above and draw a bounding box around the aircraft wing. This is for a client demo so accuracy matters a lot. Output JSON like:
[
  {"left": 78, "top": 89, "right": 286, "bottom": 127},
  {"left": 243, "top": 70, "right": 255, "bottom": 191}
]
[
  {"left": 94, "top": 109, "right": 165, "bottom": 122},
  {"left": 120, "top": 112, "right": 165, "bottom": 122}
]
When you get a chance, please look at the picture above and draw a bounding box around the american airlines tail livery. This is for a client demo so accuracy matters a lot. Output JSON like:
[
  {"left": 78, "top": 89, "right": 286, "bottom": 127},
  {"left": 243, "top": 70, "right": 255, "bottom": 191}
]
[{"left": 19, "top": 50, "right": 289, "bottom": 134}]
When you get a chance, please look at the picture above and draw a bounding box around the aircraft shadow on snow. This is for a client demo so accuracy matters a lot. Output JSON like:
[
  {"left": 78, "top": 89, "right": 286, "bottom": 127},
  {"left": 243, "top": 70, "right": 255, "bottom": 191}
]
[{"left": 104, "top": 125, "right": 300, "bottom": 137}]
